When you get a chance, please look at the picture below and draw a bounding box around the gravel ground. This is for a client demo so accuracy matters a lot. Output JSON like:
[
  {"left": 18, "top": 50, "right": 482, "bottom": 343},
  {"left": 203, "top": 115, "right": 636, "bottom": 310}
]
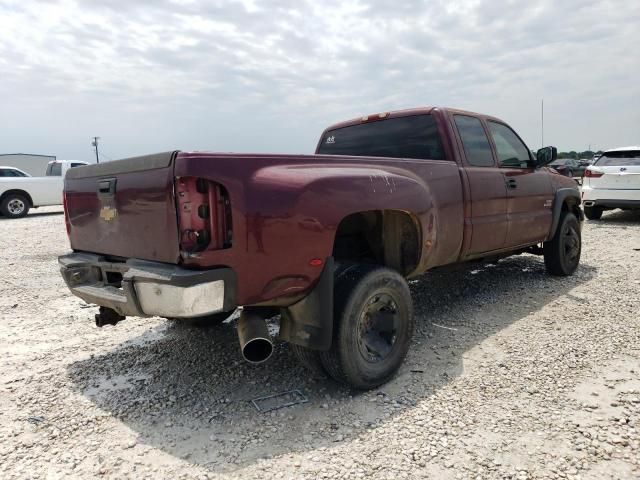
[{"left": 1, "top": 206, "right": 639, "bottom": 480}]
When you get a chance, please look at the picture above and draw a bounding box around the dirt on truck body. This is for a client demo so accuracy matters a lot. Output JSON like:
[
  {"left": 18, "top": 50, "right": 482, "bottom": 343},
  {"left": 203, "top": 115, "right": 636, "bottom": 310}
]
[{"left": 59, "top": 106, "right": 583, "bottom": 389}]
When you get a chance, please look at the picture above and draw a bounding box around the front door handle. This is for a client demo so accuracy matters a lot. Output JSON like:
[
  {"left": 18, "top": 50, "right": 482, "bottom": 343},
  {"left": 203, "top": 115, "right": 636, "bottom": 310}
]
[{"left": 506, "top": 178, "right": 517, "bottom": 189}]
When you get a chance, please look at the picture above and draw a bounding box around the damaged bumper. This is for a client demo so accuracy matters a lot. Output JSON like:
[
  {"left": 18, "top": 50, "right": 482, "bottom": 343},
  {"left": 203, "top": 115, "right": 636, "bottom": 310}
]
[{"left": 59, "top": 252, "right": 236, "bottom": 318}]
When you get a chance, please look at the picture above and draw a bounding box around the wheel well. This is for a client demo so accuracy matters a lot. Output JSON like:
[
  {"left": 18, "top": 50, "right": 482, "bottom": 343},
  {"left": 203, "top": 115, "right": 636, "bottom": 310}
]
[
  {"left": 0, "top": 190, "right": 33, "bottom": 207},
  {"left": 332, "top": 210, "right": 421, "bottom": 276},
  {"left": 561, "top": 197, "right": 582, "bottom": 219}
]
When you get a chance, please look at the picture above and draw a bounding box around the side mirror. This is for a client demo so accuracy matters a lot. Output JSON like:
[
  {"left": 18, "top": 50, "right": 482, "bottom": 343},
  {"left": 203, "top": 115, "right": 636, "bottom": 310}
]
[{"left": 536, "top": 146, "right": 557, "bottom": 167}]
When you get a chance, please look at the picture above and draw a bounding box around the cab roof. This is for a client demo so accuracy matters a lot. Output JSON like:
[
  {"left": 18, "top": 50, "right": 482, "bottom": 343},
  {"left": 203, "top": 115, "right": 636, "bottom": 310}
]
[{"left": 322, "top": 106, "right": 504, "bottom": 133}]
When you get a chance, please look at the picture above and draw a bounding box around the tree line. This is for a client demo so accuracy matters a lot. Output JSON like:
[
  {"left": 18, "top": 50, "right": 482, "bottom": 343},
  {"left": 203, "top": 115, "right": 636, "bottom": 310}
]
[{"left": 556, "top": 150, "right": 603, "bottom": 160}]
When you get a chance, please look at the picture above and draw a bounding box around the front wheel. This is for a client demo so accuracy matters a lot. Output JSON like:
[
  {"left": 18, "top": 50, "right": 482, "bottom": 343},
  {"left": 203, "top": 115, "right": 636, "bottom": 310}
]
[
  {"left": 320, "top": 265, "right": 414, "bottom": 390},
  {"left": 0, "top": 194, "right": 30, "bottom": 218},
  {"left": 544, "top": 211, "right": 581, "bottom": 276}
]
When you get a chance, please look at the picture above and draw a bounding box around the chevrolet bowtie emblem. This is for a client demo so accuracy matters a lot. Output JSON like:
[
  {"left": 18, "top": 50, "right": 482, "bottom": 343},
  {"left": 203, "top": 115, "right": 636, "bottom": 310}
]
[{"left": 100, "top": 206, "right": 118, "bottom": 221}]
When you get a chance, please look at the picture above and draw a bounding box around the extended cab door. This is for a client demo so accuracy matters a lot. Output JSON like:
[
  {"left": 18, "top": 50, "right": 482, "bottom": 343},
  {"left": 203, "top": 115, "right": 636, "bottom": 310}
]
[
  {"left": 487, "top": 121, "right": 553, "bottom": 247},
  {"left": 452, "top": 114, "right": 508, "bottom": 255}
]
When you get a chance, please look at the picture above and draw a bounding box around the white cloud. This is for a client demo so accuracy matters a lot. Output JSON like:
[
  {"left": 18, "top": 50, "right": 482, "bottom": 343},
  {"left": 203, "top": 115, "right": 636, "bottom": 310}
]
[{"left": 0, "top": 0, "right": 638, "bottom": 160}]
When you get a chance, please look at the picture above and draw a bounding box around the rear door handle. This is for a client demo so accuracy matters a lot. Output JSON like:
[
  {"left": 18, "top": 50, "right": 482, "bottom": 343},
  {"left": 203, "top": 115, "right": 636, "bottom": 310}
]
[{"left": 506, "top": 178, "right": 517, "bottom": 189}]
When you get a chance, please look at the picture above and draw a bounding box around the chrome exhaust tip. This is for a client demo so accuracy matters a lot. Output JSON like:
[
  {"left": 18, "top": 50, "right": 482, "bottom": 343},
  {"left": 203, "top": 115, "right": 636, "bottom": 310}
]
[
  {"left": 583, "top": 201, "right": 595, "bottom": 207},
  {"left": 237, "top": 310, "right": 273, "bottom": 364}
]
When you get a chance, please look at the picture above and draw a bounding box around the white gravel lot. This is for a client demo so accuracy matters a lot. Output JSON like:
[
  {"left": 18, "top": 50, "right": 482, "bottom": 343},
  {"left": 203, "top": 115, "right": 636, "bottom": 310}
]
[{"left": 1, "top": 206, "right": 639, "bottom": 480}]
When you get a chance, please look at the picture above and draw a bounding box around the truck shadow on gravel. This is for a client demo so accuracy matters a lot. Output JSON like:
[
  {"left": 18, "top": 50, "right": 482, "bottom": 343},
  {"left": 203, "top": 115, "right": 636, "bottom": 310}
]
[
  {"left": 588, "top": 209, "right": 640, "bottom": 226},
  {"left": 67, "top": 254, "right": 595, "bottom": 472}
]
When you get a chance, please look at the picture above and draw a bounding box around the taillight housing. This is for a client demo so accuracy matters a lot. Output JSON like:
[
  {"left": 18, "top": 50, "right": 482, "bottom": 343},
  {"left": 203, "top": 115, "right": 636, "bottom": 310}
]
[
  {"left": 63, "top": 190, "right": 71, "bottom": 237},
  {"left": 175, "top": 177, "right": 232, "bottom": 253},
  {"left": 584, "top": 169, "right": 604, "bottom": 178}
]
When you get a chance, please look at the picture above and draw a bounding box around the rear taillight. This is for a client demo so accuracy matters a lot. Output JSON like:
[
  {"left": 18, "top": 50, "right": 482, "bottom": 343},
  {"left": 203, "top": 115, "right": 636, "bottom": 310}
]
[
  {"left": 63, "top": 191, "right": 71, "bottom": 237},
  {"left": 584, "top": 169, "right": 604, "bottom": 178},
  {"left": 175, "top": 177, "right": 232, "bottom": 254}
]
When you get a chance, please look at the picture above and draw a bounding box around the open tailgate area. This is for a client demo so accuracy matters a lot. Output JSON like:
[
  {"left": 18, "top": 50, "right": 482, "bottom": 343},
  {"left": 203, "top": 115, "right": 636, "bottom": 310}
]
[{"left": 64, "top": 151, "right": 181, "bottom": 264}]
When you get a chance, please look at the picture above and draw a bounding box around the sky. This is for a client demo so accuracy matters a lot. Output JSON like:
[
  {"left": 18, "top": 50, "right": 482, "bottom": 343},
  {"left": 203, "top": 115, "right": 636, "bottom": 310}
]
[{"left": 0, "top": 0, "right": 638, "bottom": 162}]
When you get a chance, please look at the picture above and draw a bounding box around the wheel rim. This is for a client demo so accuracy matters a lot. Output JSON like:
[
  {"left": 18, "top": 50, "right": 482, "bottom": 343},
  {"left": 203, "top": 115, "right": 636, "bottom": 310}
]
[
  {"left": 562, "top": 224, "right": 580, "bottom": 263},
  {"left": 7, "top": 198, "right": 25, "bottom": 215},
  {"left": 356, "top": 292, "right": 398, "bottom": 363}
]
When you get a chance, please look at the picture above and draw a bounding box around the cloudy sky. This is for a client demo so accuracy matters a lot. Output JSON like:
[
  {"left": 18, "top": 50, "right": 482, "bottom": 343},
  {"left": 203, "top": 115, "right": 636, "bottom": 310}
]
[{"left": 0, "top": 0, "right": 638, "bottom": 162}]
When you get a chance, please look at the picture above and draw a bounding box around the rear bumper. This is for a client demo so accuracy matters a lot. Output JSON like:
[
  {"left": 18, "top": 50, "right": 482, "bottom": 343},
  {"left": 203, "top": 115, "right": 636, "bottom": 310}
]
[
  {"left": 582, "top": 186, "right": 640, "bottom": 202},
  {"left": 59, "top": 252, "right": 236, "bottom": 318},
  {"left": 582, "top": 199, "right": 640, "bottom": 209},
  {"left": 582, "top": 186, "right": 640, "bottom": 209}
]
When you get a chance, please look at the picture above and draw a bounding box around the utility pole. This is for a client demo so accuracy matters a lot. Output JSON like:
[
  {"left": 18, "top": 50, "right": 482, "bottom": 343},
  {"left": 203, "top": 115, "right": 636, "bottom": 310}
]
[
  {"left": 92, "top": 137, "right": 100, "bottom": 164},
  {"left": 541, "top": 99, "right": 544, "bottom": 149}
]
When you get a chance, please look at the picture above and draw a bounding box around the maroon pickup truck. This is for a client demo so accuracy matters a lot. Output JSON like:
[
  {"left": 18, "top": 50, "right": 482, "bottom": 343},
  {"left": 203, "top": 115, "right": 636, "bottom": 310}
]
[{"left": 59, "top": 107, "right": 583, "bottom": 389}]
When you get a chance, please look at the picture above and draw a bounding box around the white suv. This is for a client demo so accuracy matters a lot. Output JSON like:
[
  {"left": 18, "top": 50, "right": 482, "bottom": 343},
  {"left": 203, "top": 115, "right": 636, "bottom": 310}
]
[{"left": 582, "top": 146, "right": 640, "bottom": 219}]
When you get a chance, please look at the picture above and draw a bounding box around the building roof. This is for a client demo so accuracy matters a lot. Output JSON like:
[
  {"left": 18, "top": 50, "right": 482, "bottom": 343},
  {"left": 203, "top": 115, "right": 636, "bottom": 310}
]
[{"left": 0, "top": 153, "right": 56, "bottom": 158}]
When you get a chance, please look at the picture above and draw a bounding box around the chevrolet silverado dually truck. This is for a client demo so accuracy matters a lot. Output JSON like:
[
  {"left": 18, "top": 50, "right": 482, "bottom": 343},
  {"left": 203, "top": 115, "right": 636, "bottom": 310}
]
[{"left": 59, "top": 107, "right": 583, "bottom": 389}]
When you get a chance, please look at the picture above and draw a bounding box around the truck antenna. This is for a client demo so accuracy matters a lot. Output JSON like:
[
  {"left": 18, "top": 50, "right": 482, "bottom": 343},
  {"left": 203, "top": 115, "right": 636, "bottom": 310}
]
[
  {"left": 541, "top": 99, "right": 544, "bottom": 149},
  {"left": 91, "top": 137, "right": 100, "bottom": 164}
]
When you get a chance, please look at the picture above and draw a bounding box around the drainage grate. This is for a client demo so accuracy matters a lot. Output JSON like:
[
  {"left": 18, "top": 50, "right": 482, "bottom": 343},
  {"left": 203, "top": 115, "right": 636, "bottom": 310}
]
[{"left": 250, "top": 389, "right": 309, "bottom": 413}]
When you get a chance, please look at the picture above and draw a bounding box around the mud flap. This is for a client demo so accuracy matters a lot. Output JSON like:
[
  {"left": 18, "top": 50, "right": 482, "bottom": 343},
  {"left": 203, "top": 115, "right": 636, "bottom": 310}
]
[{"left": 279, "top": 257, "right": 334, "bottom": 351}]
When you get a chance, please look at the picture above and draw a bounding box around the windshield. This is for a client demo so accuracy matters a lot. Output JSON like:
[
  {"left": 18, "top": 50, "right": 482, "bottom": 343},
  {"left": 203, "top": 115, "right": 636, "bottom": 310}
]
[
  {"left": 596, "top": 151, "right": 640, "bottom": 166},
  {"left": 317, "top": 114, "right": 445, "bottom": 161}
]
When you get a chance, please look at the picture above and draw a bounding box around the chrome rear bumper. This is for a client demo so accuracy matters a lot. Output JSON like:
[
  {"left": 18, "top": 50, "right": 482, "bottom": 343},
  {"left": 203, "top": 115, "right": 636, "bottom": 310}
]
[{"left": 59, "top": 252, "right": 236, "bottom": 318}]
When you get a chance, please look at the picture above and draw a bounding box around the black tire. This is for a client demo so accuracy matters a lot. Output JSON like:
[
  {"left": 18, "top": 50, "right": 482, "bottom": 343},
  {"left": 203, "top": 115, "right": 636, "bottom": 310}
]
[
  {"left": 0, "top": 193, "right": 30, "bottom": 218},
  {"left": 287, "top": 263, "right": 355, "bottom": 378},
  {"left": 174, "top": 310, "right": 235, "bottom": 328},
  {"left": 319, "top": 265, "right": 414, "bottom": 390},
  {"left": 544, "top": 211, "right": 581, "bottom": 276},
  {"left": 584, "top": 205, "right": 603, "bottom": 220},
  {"left": 290, "top": 344, "right": 327, "bottom": 377}
]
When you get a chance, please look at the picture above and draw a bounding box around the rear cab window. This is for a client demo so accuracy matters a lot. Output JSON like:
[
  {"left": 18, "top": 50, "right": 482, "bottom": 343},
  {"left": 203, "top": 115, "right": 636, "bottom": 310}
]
[
  {"left": 596, "top": 150, "right": 640, "bottom": 166},
  {"left": 317, "top": 114, "right": 445, "bottom": 160},
  {"left": 46, "top": 163, "right": 62, "bottom": 176}
]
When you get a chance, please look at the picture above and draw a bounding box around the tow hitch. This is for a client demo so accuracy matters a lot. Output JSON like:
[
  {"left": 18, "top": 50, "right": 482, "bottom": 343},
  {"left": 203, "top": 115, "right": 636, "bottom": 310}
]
[{"left": 95, "top": 306, "right": 125, "bottom": 327}]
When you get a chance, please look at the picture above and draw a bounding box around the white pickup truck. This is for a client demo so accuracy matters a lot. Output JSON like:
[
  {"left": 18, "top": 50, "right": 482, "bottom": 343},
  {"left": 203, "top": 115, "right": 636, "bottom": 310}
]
[{"left": 0, "top": 160, "right": 88, "bottom": 218}]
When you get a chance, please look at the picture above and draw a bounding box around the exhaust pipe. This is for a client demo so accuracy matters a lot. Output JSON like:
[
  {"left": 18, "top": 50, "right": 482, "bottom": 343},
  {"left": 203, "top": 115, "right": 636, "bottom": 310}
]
[
  {"left": 583, "top": 201, "right": 595, "bottom": 207},
  {"left": 237, "top": 310, "right": 273, "bottom": 364}
]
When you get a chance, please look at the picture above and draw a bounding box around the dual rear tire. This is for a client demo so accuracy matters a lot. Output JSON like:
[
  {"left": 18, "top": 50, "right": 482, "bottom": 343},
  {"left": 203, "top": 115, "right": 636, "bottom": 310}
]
[{"left": 292, "top": 264, "right": 414, "bottom": 390}]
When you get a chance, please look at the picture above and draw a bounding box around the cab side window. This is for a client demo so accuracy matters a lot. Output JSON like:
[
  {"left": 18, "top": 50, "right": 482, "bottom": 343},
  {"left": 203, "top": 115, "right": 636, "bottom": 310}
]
[
  {"left": 488, "top": 122, "right": 532, "bottom": 168},
  {"left": 454, "top": 115, "right": 494, "bottom": 167}
]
